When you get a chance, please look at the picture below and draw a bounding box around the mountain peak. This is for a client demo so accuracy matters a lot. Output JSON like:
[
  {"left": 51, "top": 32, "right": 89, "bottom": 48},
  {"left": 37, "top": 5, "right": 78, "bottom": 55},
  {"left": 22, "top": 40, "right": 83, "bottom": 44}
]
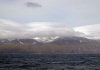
[{"left": 33, "top": 36, "right": 60, "bottom": 43}]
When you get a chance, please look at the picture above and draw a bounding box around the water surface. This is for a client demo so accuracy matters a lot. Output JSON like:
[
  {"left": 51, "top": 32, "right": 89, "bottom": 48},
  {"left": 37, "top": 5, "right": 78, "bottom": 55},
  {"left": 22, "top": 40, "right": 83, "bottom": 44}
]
[{"left": 0, "top": 53, "right": 100, "bottom": 70}]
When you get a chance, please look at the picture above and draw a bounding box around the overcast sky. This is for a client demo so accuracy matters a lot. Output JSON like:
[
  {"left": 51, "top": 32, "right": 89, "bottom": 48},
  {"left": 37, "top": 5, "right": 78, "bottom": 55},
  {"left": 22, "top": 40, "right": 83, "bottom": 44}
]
[
  {"left": 0, "top": 0, "right": 100, "bottom": 26},
  {"left": 0, "top": 0, "right": 100, "bottom": 40}
]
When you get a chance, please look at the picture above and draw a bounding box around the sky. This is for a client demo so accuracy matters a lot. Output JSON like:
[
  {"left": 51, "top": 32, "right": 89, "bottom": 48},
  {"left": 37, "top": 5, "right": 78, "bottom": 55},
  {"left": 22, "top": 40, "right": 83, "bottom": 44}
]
[{"left": 0, "top": 0, "right": 100, "bottom": 40}]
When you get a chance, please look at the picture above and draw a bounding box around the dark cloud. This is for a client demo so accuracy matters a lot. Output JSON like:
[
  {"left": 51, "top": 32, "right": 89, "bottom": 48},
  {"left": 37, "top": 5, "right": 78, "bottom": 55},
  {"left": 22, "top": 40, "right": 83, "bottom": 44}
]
[{"left": 26, "top": 2, "right": 42, "bottom": 8}]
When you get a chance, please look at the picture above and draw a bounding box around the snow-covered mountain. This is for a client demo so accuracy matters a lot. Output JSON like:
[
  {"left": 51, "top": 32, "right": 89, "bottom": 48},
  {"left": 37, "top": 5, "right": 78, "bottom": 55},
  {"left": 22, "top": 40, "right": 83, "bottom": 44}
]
[{"left": 33, "top": 36, "right": 59, "bottom": 43}]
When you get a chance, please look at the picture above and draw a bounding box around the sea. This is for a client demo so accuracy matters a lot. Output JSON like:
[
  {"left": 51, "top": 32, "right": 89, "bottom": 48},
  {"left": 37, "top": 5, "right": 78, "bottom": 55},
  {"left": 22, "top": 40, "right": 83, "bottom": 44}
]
[{"left": 0, "top": 53, "right": 100, "bottom": 70}]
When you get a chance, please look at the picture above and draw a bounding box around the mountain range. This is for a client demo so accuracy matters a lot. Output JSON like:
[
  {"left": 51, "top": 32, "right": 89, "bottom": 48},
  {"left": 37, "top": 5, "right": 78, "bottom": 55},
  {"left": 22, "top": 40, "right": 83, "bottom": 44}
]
[{"left": 0, "top": 36, "right": 100, "bottom": 53}]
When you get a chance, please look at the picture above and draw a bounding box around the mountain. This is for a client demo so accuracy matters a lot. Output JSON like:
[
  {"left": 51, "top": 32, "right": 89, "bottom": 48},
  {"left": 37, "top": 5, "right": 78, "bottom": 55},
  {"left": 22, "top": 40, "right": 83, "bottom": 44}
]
[
  {"left": 0, "top": 39, "right": 43, "bottom": 53},
  {"left": 0, "top": 37, "right": 100, "bottom": 53},
  {"left": 32, "top": 37, "right": 100, "bottom": 53},
  {"left": 50, "top": 37, "right": 89, "bottom": 44},
  {"left": 0, "top": 39, "right": 40, "bottom": 44}
]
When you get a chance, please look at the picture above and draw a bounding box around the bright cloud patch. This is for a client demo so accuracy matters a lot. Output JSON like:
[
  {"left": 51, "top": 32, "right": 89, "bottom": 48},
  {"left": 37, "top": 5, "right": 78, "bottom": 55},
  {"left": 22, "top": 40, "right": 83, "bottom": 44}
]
[
  {"left": 0, "top": 19, "right": 26, "bottom": 39},
  {"left": 74, "top": 24, "right": 100, "bottom": 39}
]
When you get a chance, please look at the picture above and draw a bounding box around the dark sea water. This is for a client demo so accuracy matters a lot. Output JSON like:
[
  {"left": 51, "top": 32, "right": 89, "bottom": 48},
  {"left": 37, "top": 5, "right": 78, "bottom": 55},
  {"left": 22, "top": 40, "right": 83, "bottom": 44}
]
[{"left": 0, "top": 54, "right": 100, "bottom": 70}]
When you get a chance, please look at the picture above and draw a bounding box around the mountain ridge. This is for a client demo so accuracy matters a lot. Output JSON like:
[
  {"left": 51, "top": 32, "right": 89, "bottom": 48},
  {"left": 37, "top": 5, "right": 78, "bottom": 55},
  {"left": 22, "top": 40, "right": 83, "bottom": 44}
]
[{"left": 0, "top": 37, "right": 100, "bottom": 53}]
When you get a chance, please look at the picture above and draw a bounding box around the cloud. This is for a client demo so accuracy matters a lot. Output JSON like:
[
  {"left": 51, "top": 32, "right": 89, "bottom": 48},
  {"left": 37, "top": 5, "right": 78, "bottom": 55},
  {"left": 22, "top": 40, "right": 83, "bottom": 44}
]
[
  {"left": 0, "top": 19, "right": 79, "bottom": 41},
  {"left": 1, "top": 19, "right": 100, "bottom": 42},
  {"left": 1, "top": 19, "right": 100, "bottom": 41},
  {"left": 0, "top": 19, "right": 26, "bottom": 39},
  {"left": 26, "top": 22, "right": 76, "bottom": 37},
  {"left": 74, "top": 24, "right": 100, "bottom": 39},
  {"left": 26, "top": 2, "right": 42, "bottom": 8}
]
